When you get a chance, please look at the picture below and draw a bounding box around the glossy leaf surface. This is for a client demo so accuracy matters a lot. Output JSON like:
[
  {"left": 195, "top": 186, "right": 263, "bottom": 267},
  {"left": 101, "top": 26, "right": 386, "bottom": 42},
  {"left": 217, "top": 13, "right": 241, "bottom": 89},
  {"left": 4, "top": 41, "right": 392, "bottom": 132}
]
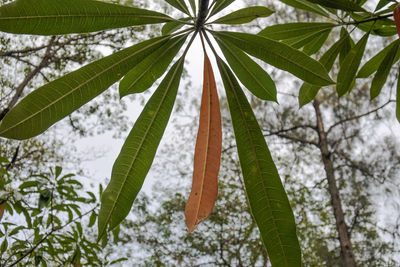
[
  {"left": 185, "top": 54, "right": 221, "bottom": 233},
  {"left": 337, "top": 32, "right": 369, "bottom": 96},
  {"left": 370, "top": 40, "right": 399, "bottom": 99},
  {"left": 217, "top": 58, "right": 301, "bottom": 267},
  {"left": 119, "top": 34, "right": 187, "bottom": 97},
  {"left": 215, "top": 31, "right": 334, "bottom": 86},
  {"left": 0, "top": 0, "right": 171, "bottom": 35},
  {"left": 215, "top": 36, "right": 277, "bottom": 101},
  {"left": 213, "top": 6, "right": 273, "bottom": 24},
  {"left": 0, "top": 36, "right": 170, "bottom": 140},
  {"left": 98, "top": 57, "right": 184, "bottom": 239}
]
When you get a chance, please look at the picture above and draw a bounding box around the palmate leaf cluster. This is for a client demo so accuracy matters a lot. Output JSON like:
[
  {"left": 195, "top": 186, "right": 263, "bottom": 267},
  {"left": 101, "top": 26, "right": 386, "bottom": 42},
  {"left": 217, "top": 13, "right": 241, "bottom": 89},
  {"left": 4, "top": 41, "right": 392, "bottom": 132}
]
[{"left": 0, "top": 0, "right": 399, "bottom": 266}]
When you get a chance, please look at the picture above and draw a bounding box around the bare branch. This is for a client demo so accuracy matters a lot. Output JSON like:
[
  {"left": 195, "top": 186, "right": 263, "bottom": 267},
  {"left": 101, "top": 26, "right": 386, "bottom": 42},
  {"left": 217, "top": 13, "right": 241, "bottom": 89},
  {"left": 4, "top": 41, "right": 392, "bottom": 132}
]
[
  {"left": 0, "top": 36, "right": 56, "bottom": 121},
  {"left": 326, "top": 100, "right": 395, "bottom": 135}
]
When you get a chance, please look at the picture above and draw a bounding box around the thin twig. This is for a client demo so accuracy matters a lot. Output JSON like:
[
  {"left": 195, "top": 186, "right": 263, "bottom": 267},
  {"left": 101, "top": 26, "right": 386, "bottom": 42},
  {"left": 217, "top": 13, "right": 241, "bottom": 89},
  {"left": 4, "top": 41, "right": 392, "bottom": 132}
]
[{"left": 326, "top": 100, "right": 395, "bottom": 135}]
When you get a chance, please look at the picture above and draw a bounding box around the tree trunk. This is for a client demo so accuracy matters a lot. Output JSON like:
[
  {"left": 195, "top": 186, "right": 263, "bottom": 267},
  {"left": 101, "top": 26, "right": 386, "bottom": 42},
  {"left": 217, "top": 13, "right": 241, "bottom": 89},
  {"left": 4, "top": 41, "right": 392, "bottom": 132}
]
[{"left": 313, "top": 100, "right": 357, "bottom": 267}]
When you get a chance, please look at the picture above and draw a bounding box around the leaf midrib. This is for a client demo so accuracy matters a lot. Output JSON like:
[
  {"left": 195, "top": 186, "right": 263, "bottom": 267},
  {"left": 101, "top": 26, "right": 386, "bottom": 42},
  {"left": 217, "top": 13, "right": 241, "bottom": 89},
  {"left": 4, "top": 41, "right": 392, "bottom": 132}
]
[
  {"left": 0, "top": 14, "right": 169, "bottom": 20},
  {"left": 0, "top": 37, "right": 169, "bottom": 136},
  {"left": 221, "top": 62, "right": 289, "bottom": 266},
  {"left": 219, "top": 32, "right": 332, "bottom": 85},
  {"left": 194, "top": 57, "right": 213, "bottom": 222}
]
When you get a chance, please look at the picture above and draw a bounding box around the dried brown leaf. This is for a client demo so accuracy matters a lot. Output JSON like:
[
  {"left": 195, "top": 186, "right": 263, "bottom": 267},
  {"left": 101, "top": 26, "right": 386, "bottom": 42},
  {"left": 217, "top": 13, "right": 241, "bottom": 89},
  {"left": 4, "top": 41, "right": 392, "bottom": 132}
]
[{"left": 185, "top": 53, "right": 222, "bottom": 233}]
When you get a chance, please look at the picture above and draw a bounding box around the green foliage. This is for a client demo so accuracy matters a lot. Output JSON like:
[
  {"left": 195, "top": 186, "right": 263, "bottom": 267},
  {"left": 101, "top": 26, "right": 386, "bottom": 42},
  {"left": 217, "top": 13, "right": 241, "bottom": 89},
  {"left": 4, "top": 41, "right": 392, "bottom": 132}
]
[
  {"left": 212, "top": 6, "right": 274, "bottom": 25},
  {"left": 215, "top": 37, "right": 277, "bottom": 101},
  {"left": 0, "top": 36, "right": 171, "bottom": 139},
  {"left": 0, "top": 164, "right": 123, "bottom": 266},
  {"left": 0, "top": 0, "right": 171, "bottom": 35},
  {"left": 218, "top": 58, "right": 301, "bottom": 266},
  {"left": 99, "top": 57, "right": 185, "bottom": 238},
  {"left": 336, "top": 32, "right": 369, "bottom": 96},
  {"left": 1, "top": 0, "right": 400, "bottom": 265}
]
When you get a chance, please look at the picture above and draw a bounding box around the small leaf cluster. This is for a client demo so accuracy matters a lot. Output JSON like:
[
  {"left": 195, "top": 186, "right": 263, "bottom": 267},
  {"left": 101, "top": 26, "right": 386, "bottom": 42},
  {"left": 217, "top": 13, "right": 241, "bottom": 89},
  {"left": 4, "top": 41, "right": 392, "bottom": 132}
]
[{"left": 0, "top": 161, "right": 121, "bottom": 266}]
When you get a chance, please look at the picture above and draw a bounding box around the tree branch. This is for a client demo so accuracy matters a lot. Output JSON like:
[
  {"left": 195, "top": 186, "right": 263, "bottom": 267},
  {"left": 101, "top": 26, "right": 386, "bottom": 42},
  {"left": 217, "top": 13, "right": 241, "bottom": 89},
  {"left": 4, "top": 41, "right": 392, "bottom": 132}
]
[
  {"left": 344, "top": 13, "right": 393, "bottom": 26},
  {"left": 196, "top": 0, "right": 209, "bottom": 29},
  {"left": 0, "top": 44, "right": 50, "bottom": 57},
  {"left": 0, "top": 36, "right": 56, "bottom": 121},
  {"left": 264, "top": 132, "right": 319, "bottom": 147},
  {"left": 326, "top": 100, "right": 394, "bottom": 135}
]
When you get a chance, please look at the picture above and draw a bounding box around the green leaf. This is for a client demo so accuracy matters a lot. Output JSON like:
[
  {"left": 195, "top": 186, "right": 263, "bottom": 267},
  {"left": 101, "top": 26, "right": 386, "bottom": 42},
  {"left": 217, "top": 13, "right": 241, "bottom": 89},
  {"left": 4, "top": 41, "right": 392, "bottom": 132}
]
[
  {"left": 19, "top": 181, "right": 39, "bottom": 190},
  {"left": 302, "top": 29, "right": 331, "bottom": 55},
  {"left": 165, "top": 0, "right": 191, "bottom": 15},
  {"left": 370, "top": 40, "right": 399, "bottom": 99},
  {"left": 0, "top": 36, "right": 170, "bottom": 140},
  {"left": 214, "top": 31, "right": 334, "bottom": 86},
  {"left": 375, "top": 0, "right": 391, "bottom": 11},
  {"left": 119, "top": 34, "right": 188, "bottom": 97},
  {"left": 38, "top": 190, "right": 51, "bottom": 210},
  {"left": 188, "top": 0, "right": 196, "bottom": 15},
  {"left": 161, "top": 18, "right": 190, "bottom": 35},
  {"left": 259, "top": 22, "right": 337, "bottom": 40},
  {"left": 112, "top": 224, "right": 120, "bottom": 243},
  {"left": 336, "top": 32, "right": 369, "bottom": 97},
  {"left": 1, "top": 238, "right": 8, "bottom": 254},
  {"left": 0, "top": 0, "right": 172, "bottom": 35},
  {"left": 397, "top": 71, "right": 400, "bottom": 123},
  {"left": 299, "top": 31, "right": 349, "bottom": 107},
  {"left": 358, "top": 39, "right": 400, "bottom": 78},
  {"left": 215, "top": 36, "right": 277, "bottom": 101},
  {"left": 305, "top": 0, "right": 365, "bottom": 11},
  {"left": 98, "top": 57, "right": 184, "bottom": 239},
  {"left": 88, "top": 211, "right": 97, "bottom": 227},
  {"left": 283, "top": 29, "right": 330, "bottom": 49},
  {"left": 55, "top": 166, "right": 62, "bottom": 178},
  {"left": 209, "top": 0, "right": 235, "bottom": 17},
  {"left": 217, "top": 57, "right": 301, "bottom": 267},
  {"left": 279, "top": 0, "right": 329, "bottom": 17},
  {"left": 212, "top": 6, "right": 273, "bottom": 25},
  {"left": 339, "top": 28, "right": 353, "bottom": 66}
]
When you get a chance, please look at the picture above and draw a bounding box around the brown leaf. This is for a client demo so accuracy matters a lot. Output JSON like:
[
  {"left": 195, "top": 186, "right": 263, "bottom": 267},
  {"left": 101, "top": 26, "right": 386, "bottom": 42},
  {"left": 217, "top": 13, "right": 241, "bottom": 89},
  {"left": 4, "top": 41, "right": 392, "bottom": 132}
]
[
  {"left": 0, "top": 202, "right": 6, "bottom": 221},
  {"left": 394, "top": 4, "right": 400, "bottom": 38},
  {"left": 185, "top": 53, "right": 222, "bottom": 233}
]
